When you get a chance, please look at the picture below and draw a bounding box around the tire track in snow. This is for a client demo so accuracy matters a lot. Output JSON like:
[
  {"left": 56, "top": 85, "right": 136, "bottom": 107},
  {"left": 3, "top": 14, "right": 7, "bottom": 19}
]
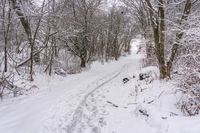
[
  {"left": 36, "top": 63, "right": 130, "bottom": 133},
  {"left": 66, "top": 64, "right": 128, "bottom": 133}
]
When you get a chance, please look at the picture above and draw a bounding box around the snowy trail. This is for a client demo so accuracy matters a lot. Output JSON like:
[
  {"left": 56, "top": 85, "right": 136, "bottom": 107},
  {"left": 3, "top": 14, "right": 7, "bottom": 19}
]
[
  {"left": 64, "top": 39, "right": 200, "bottom": 133},
  {"left": 64, "top": 53, "right": 145, "bottom": 133},
  {"left": 36, "top": 61, "right": 136, "bottom": 133},
  {"left": 1, "top": 38, "right": 198, "bottom": 133},
  {"left": 0, "top": 39, "right": 141, "bottom": 133},
  {"left": 0, "top": 66, "right": 129, "bottom": 133},
  {"left": 66, "top": 67, "right": 122, "bottom": 133}
]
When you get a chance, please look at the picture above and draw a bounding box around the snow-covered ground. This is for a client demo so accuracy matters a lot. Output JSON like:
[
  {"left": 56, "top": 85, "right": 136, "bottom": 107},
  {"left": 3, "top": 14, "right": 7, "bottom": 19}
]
[{"left": 0, "top": 38, "right": 200, "bottom": 133}]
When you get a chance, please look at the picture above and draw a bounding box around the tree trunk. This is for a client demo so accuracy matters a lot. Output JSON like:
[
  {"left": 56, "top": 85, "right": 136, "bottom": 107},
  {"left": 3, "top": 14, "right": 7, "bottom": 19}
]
[
  {"left": 29, "top": 40, "right": 34, "bottom": 81},
  {"left": 49, "top": 43, "right": 54, "bottom": 76},
  {"left": 4, "top": 40, "right": 8, "bottom": 72},
  {"left": 2, "top": 0, "right": 11, "bottom": 72},
  {"left": 166, "top": 0, "right": 192, "bottom": 77},
  {"left": 11, "top": 0, "right": 34, "bottom": 81},
  {"left": 145, "top": 0, "right": 169, "bottom": 79},
  {"left": 80, "top": 58, "right": 86, "bottom": 68}
]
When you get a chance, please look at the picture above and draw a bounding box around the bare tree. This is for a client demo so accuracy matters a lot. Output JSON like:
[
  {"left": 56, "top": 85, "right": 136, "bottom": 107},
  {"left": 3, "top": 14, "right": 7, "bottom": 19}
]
[
  {"left": 142, "top": 0, "right": 192, "bottom": 79},
  {"left": 10, "top": 0, "right": 45, "bottom": 81}
]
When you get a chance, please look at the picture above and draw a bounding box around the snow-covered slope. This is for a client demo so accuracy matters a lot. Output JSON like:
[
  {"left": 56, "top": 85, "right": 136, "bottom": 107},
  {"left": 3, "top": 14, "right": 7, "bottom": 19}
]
[{"left": 0, "top": 39, "right": 200, "bottom": 133}]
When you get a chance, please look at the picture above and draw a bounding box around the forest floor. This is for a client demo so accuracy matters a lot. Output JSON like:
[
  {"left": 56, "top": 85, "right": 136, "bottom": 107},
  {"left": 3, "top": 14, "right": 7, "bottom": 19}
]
[{"left": 0, "top": 39, "right": 200, "bottom": 133}]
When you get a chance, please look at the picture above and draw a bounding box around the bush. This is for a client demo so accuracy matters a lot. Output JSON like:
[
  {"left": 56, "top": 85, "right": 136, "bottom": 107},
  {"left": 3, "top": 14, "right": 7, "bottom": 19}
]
[{"left": 178, "top": 72, "right": 200, "bottom": 116}]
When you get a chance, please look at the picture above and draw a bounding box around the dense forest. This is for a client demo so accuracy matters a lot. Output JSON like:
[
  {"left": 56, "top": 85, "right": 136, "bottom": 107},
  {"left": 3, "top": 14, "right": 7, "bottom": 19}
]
[
  {"left": 0, "top": 0, "right": 200, "bottom": 121},
  {"left": 0, "top": 0, "right": 135, "bottom": 80}
]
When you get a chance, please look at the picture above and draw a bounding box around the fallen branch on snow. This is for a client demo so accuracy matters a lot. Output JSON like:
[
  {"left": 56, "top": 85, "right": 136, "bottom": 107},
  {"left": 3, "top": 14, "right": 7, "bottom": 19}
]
[{"left": 106, "top": 101, "right": 119, "bottom": 108}]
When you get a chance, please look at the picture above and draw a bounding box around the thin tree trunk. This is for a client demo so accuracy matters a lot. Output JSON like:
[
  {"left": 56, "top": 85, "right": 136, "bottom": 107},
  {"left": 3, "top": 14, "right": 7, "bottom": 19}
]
[
  {"left": 49, "top": 40, "right": 55, "bottom": 76},
  {"left": 2, "top": 0, "right": 11, "bottom": 72},
  {"left": 158, "top": 0, "right": 166, "bottom": 79}
]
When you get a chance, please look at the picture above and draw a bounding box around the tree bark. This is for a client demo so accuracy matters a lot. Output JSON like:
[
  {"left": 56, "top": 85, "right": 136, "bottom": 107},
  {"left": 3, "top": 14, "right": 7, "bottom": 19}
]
[
  {"left": 145, "top": 0, "right": 167, "bottom": 79},
  {"left": 2, "top": 0, "right": 11, "bottom": 72},
  {"left": 80, "top": 58, "right": 86, "bottom": 68}
]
